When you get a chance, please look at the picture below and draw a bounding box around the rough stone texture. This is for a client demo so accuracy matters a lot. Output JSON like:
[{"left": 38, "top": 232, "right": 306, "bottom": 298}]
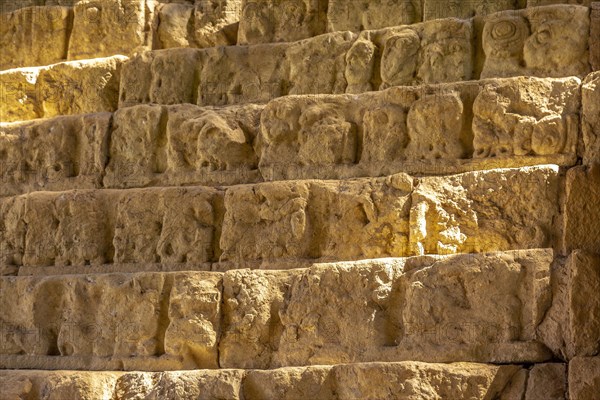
[
  {"left": 220, "top": 250, "right": 553, "bottom": 368},
  {"left": 539, "top": 251, "right": 600, "bottom": 359},
  {"left": 0, "top": 272, "right": 222, "bottom": 369},
  {"left": 67, "top": 0, "right": 150, "bottom": 60},
  {"left": 0, "top": 113, "right": 111, "bottom": 197},
  {"left": 524, "top": 363, "right": 567, "bottom": 399},
  {"left": 327, "top": 0, "right": 422, "bottom": 32},
  {"left": 156, "top": 0, "right": 240, "bottom": 49},
  {"left": 591, "top": 3, "right": 600, "bottom": 70},
  {"left": 569, "top": 357, "right": 600, "bottom": 400},
  {"left": 410, "top": 165, "right": 560, "bottom": 255},
  {"left": 0, "top": 187, "right": 223, "bottom": 268},
  {"left": 424, "top": 0, "right": 519, "bottom": 20},
  {"left": 582, "top": 71, "right": 600, "bottom": 164},
  {"left": 237, "top": 0, "right": 328, "bottom": 45},
  {"left": 0, "top": 6, "right": 72, "bottom": 71},
  {"left": 529, "top": 0, "right": 593, "bottom": 5},
  {"left": 218, "top": 175, "right": 413, "bottom": 263},
  {"left": 0, "top": 56, "right": 126, "bottom": 123},
  {"left": 481, "top": 5, "right": 590, "bottom": 79},
  {"left": 563, "top": 164, "right": 600, "bottom": 254},
  {"left": 0, "top": 362, "right": 567, "bottom": 399},
  {"left": 104, "top": 103, "right": 262, "bottom": 188},
  {"left": 259, "top": 77, "right": 579, "bottom": 181}
]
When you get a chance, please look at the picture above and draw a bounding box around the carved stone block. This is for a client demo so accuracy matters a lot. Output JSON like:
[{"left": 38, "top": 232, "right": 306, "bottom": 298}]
[
  {"left": 237, "top": 0, "right": 327, "bottom": 45},
  {"left": 481, "top": 5, "right": 590, "bottom": 78}
]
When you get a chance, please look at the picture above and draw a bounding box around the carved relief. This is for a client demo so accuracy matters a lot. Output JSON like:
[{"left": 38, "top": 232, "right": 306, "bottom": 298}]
[
  {"left": 406, "top": 93, "right": 466, "bottom": 160},
  {"left": 361, "top": 105, "right": 409, "bottom": 163},
  {"left": 472, "top": 80, "right": 578, "bottom": 159},
  {"left": 327, "top": 0, "right": 421, "bottom": 32},
  {"left": 482, "top": 6, "right": 590, "bottom": 78},
  {"left": 297, "top": 104, "right": 358, "bottom": 165},
  {"left": 345, "top": 39, "right": 377, "bottom": 94},
  {"left": 380, "top": 30, "right": 421, "bottom": 88},
  {"left": 238, "top": 0, "right": 327, "bottom": 45}
]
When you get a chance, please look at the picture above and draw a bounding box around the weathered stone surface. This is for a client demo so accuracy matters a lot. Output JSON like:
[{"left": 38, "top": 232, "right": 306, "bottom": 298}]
[
  {"left": 368, "top": 19, "right": 474, "bottom": 89},
  {"left": 157, "top": 0, "right": 240, "bottom": 49},
  {"left": 197, "top": 43, "right": 288, "bottom": 106},
  {"left": 583, "top": 71, "right": 600, "bottom": 164},
  {"left": 327, "top": 0, "right": 422, "bottom": 32},
  {"left": 524, "top": 363, "right": 567, "bottom": 400},
  {"left": 424, "top": 0, "right": 518, "bottom": 20},
  {"left": 591, "top": 3, "right": 600, "bottom": 70},
  {"left": 0, "top": 363, "right": 564, "bottom": 398},
  {"left": 539, "top": 251, "right": 600, "bottom": 359},
  {"left": 1, "top": 56, "right": 126, "bottom": 123},
  {"left": 0, "top": 113, "right": 111, "bottom": 197},
  {"left": 0, "top": 272, "right": 222, "bottom": 369},
  {"left": 104, "top": 103, "right": 261, "bottom": 188},
  {"left": 0, "top": 187, "right": 222, "bottom": 269},
  {"left": 259, "top": 77, "right": 579, "bottom": 181},
  {"left": 481, "top": 5, "right": 590, "bottom": 79},
  {"left": 569, "top": 357, "right": 600, "bottom": 400},
  {"left": 219, "top": 175, "right": 412, "bottom": 263},
  {"left": 563, "top": 164, "right": 600, "bottom": 254},
  {"left": 410, "top": 165, "right": 560, "bottom": 255},
  {"left": 0, "top": 6, "right": 72, "bottom": 71},
  {"left": 220, "top": 250, "right": 553, "bottom": 368},
  {"left": 237, "top": 0, "right": 328, "bottom": 45},
  {"left": 528, "top": 0, "right": 593, "bottom": 5},
  {"left": 67, "top": 0, "right": 150, "bottom": 60}
]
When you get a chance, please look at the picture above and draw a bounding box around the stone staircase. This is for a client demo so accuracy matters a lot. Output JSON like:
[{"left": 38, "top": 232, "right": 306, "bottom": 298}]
[{"left": 1, "top": 0, "right": 600, "bottom": 398}]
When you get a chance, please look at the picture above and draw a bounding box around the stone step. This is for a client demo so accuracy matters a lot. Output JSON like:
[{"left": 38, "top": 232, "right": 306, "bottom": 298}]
[
  {"left": 0, "top": 250, "right": 555, "bottom": 369},
  {"left": 232, "top": 0, "right": 595, "bottom": 46},
  {"left": 0, "top": 56, "right": 126, "bottom": 123},
  {"left": 1, "top": 4, "right": 593, "bottom": 122},
  {"left": 0, "top": 361, "right": 570, "bottom": 399},
  {"left": 2, "top": 250, "right": 598, "bottom": 370},
  {"left": 0, "top": 0, "right": 240, "bottom": 71},
  {"left": 1, "top": 76, "right": 587, "bottom": 196},
  {"left": 120, "top": 5, "right": 593, "bottom": 109},
  {"left": 3, "top": 1, "right": 594, "bottom": 72},
  {"left": 0, "top": 166, "right": 561, "bottom": 271}
]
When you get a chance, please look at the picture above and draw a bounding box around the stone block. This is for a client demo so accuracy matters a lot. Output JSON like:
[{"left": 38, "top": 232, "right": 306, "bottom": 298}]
[
  {"left": 424, "top": 0, "right": 518, "bottom": 20},
  {"left": 481, "top": 5, "right": 590, "bottom": 79},
  {"left": 68, "top": 0, "right": 149, "bottom": 60},
  {"left": 0, "top": 272, "right": 222, "bottom": 368},
  {"left": 0, "top": 6, "right": 72, "bottom": 70},
  {"left": 237, "top": 0, "right": 327, "bottom": 45},
  {"left": 410, "top": 165, "right": 560, "bottom": 255},
  {"left": 327, "top": 0, "right": 422, "bottom": 32},
  {"left": 220, "top": 250, "right": 553, "bottom": 368},
  {"left": 582, "top": 71, "right": 600, "bottom": 164},
  {"left": 0, "top": 113, "right": 111, "bottom": 196},
  {"left": 569, "top": 357, "right": 600, "bottom": 400},
  {"left": 563, "top": 164, "right": 600, "bottom": 254}
]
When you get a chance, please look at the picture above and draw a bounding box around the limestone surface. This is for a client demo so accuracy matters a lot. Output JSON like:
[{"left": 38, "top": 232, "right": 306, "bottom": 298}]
[
  {"left": 409, "top": 165, "right": 560, "bottom": 255},
  {"left": 237, "top": 0, "right": 328, "bottom": 45},
  {"left": 220, "top": 250, "right": 553, "bottom": 368},
  {"left": 0, "top": 113, "right": 111, "bottom": 197},
  {"left": 539, "top": 250, "right": 600, "bottom": 359},
  {"left": 0, "top": 56, "right": 126, "bottom": 123},
  {"left": 583, "top": 71, "right": 600, "bottom": 164},
  {"left": 481, "top": 5, "right": 590, "bottom": 79},
  {"left": 0, "top": 362, "right": 563, "bottom": 399},
  {"left": 563, "top": 164, "right": 600, "bottom": 254},
  {"left": 0, "top": 272, "right": 222, "bottom": 369},
  {"left": 0, "top": 6, "right": 72, "bottom": 70},
  {"left": 0, "top": 187, "right": 223, "bottom": 268},
  {"left": 569, "top": 357, "right": 600, "bottom": 400}
]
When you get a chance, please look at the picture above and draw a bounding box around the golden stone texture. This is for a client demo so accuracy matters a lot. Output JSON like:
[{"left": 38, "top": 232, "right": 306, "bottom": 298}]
[{"left": 0, "top": 0, "right": 598, "bottom": 397}]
